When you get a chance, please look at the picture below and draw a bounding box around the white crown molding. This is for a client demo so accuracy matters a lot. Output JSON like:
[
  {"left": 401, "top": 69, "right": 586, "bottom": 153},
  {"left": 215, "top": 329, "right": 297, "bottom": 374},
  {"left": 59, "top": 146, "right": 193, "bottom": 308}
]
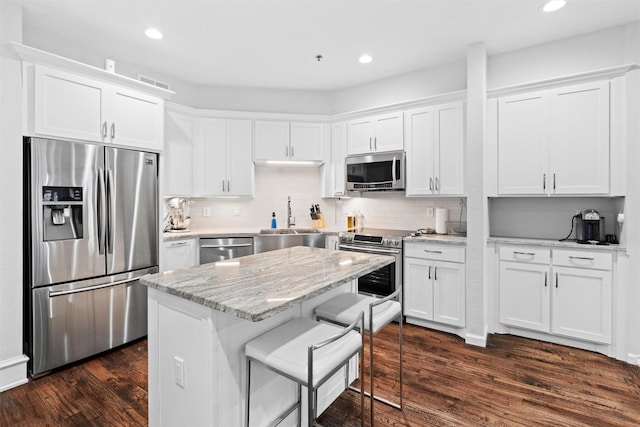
[
  {"left": 10, "top": 42, "right": 175, "bottom": 99},
  {"left": 487, "top": 64, "right": 639, "bottom": 98}
]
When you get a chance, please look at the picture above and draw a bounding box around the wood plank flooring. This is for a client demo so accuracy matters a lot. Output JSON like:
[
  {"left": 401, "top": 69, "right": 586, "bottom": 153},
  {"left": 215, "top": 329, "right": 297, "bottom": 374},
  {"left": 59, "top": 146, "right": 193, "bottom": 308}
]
[{"left": 1, "top": 325, "right": 639, "bottom": 426}]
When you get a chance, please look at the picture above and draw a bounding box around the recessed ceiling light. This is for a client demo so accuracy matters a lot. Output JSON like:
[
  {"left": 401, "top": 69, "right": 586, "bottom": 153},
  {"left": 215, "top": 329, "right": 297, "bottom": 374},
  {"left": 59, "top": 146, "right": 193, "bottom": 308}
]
[
  {"left": 358, "top": 54, "right": 373, "bottom": 64},
  {"left": 542, "top": 0, "right": 566, "bottom": 12},
  {"left": 145, "top": 28, "right": 163, "bottom": 40}
]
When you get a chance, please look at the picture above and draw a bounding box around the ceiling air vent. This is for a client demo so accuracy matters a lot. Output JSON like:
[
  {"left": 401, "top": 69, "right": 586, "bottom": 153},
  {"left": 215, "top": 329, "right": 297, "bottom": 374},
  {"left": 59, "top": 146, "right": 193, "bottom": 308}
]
[{"left": 138, "top": 74, "right": 171, "bottom": 90}]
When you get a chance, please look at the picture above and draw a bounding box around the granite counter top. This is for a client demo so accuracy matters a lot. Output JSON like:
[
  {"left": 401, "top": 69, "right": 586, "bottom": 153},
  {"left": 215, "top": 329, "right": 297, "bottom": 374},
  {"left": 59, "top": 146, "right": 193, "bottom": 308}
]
[
  {"left": 488, "top": 236, "right": 625, "bottom": 252},
  {"left": 141, "top": 246, "right": 393, "bottom": 321},
  {"left": 404, "top": 234, "right": 466, "bottom": 245}
]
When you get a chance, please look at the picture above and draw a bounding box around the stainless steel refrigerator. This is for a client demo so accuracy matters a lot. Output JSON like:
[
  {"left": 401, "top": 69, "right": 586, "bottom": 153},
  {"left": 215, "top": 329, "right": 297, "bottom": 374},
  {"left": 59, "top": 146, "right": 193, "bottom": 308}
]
[{"left": 24, "top": 137, "right": 158, "bottom": 376}]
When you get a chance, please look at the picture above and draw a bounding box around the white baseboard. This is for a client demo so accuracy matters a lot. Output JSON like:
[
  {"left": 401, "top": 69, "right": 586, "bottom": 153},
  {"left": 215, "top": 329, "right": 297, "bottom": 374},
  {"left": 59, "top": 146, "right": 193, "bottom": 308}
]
[
  {"left": 627, "top": 353, "right": 640, "bottom": 366},
  {"left": 465, "top": 329, "right": 488, "bottom": 347},
  {"left": 0, "top": 354, "right": 29, "bottom": 392}
]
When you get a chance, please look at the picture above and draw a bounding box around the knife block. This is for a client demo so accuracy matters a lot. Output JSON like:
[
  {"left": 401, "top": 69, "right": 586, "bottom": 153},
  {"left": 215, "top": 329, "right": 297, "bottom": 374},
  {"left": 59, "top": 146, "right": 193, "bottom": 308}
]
[{"left": 310, "top": 212, "right": 325, "bottom": 228}]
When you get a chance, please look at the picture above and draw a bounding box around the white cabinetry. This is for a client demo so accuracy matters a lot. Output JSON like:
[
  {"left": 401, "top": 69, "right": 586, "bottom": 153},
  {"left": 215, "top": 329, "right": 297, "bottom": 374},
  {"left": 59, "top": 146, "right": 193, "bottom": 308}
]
[
  {"left": 325, "top": 235, "right": 339, "bottom": 250},
  {"left": 405, "top": 102, "right": 464, "bottom": 196},
  {"left": 323, "top": 121, "right": 347, "bottom": 197},
  {"left": 498, "top": 245, "right": 612, "bottom": 344},
  {"left": 32, "top": 65, "right": 164, "bottom": 150},
  {"left": 194, "top": 118, "right": 254, "bottom": 197},
  {"left": 404, "top": 242, "right": 466, "bottom": 328},
  {"left": 164, "top": 111, "right": 193, "bottom": 196},
  {"left": 254, "top": 121, "right": 324, "bottom": 162},
  {"left": 347, "top": 112, "right": 403, "bottom": 155},
  {"left": 497, "top": 81, "right": 609, "bottom": 195},
  {"left": 162, "top": 239, "right": 198, "bottom": 272}
]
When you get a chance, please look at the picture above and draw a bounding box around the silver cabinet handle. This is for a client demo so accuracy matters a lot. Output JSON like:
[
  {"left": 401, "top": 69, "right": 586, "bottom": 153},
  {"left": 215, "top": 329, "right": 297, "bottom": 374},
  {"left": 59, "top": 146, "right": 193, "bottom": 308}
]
[
  {"left": 424, "top": 249, "right": 443, "bottom": 254},
  {"left": 110, "top": 122, "right": 115, "bottom": 140},
  {"left": 369, "top": 137, "right": 372, "bottom": 151},
  {"left": 544, "top": 271, "right": 547, "bottom": 287},
  {"left": 569, "top": 256, "right": 595, "bottom": 261},
  {"left": 543, "top": 173, "right": 546, "bottom": 191},
  {"left": 513, "top": 251, "right": 535, "bottom": 256},
  {"left": 555, "top": 272, "right": 559, "bottom": 288},
  {"left": 374, "top": 137, "right": 377, "bottom": 150},
  {"left": 170, "top": 241, "right": 188, "bottom": 247},
  {"left": 428, "top": 265, "right": 431, "bottom": 280},
  {"left": 102, "top": 121, "right": 108, "bottom": 138},
  {"left": 222, "top": 180, "right": 225, "bottom": 191},
  {"left": 227, "top": 180, "right": 230, "bottom": 192},
  {"left": 291, "top": 146, "right": 294, "bottom": 157},
  {"left": 429, "top": 177, "right": 434, "bottom": 191},
  {"left": 435, "top": 177, "right": 440, "bottom": 191},
  {"left": 434, "top": 266, "right": 438, "bottom": 281},
  {"left": 285, "top": 145, "right": 289, "bottom": 157},
  {"left": 553, "top": 173, "right": 556, "bottom": 190}
]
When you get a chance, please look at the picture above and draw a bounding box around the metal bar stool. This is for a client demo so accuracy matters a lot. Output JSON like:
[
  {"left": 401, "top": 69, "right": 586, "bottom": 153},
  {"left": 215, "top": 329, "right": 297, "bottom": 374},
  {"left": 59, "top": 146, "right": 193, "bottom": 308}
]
[
  {"left": 245, "top": 314, "right": 365, "bottom": 427},
  {"left": 314, "top": 288, "right": 403, "bottom": 426}
]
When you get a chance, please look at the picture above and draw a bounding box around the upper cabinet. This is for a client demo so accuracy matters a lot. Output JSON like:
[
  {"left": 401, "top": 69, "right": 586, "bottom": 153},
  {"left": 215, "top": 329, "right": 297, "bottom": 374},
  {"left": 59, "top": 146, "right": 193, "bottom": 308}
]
[
  {"left": 30, "top": 65, "right": 165, "bottom": 151},
  {"left": 322, "top": 121, "right": 348, "bottom": 198},
  {"left": 254, "top": 120, "right": 324, "bottom": 162},
  {"left": 497, "top": 80, "right": 610, "bottom": 195},
  {"left": 405, "top": 101, "right": 464, "bottom": 196},
  {"left": 164, "top": 111, "right": 194, "bottom": 196},
  {"left": 193, "top": 118, "right": 254, "bottom": 197},
  {"left": 347, "top": 111, "right": 404, "bottom": 155}
]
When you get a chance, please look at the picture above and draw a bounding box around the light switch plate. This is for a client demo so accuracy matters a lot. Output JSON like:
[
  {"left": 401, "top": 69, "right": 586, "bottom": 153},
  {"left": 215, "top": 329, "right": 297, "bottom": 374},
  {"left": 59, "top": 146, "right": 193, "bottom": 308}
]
[
  {"left": 427, "top": 207, "right": 434, "bottom": 217},
  {"left": 203, "top": 207, "right": 211, "bottom": 217},
  {"left": 234, "top": 207, "right": 241, "bottom": 216},
  {"left": 174, "top": 356, "right": 185, "bottom": 388}
]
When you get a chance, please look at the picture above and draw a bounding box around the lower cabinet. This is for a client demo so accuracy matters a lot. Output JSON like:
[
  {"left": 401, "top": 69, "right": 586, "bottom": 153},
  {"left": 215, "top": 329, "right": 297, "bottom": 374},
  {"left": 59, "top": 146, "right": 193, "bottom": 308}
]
[
  {"left": 404, "top": 242, "right": 466, "bottom": 327},
  {"left": 498, "top": 245, "right": 612, "bottom": 344},
  {"left": 162, "top": 238, "right": 198, "bottom": 272}
]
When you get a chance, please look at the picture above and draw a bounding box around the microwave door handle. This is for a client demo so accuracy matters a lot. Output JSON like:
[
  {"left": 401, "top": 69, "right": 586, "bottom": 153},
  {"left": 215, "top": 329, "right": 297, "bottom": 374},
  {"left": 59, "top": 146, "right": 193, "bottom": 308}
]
[{"left": 392, "top": 155, "right": 397, "bottom": 184}]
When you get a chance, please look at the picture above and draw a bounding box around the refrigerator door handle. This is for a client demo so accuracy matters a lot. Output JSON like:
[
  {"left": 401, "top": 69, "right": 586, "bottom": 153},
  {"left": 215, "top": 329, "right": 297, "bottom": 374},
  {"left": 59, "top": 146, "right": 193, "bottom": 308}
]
[
  {"left": 97, "top": 169, "right": 107, "bottom": 255},
  {"left": 49, "top": 277, "right": 138, "bottom": 297},
  {"left": 106, "top": 169, "right": 114, "bottom": 254}
]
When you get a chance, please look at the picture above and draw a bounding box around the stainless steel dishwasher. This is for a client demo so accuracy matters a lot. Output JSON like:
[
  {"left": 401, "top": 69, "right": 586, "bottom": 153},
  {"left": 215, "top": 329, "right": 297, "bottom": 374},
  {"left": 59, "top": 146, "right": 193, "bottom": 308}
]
[{"left": 199, "top": 237, "right": 254, "bottom": 264}]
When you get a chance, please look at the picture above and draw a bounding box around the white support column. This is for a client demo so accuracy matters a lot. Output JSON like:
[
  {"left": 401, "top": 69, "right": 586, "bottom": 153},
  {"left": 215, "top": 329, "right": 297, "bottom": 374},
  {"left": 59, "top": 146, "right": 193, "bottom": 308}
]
[
  {"left": 0, "top": 0, "right": 28, "bottom": 391},
  {"left": 464, "top": 43, "right": 488, "bottom": 346}
]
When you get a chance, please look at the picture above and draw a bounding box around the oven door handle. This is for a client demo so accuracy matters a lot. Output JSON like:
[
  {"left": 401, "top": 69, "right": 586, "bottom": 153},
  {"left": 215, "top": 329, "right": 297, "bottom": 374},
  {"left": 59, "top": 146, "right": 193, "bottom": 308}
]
[{"left": 338, "top": 244, "right": 401, "bottom": 255}]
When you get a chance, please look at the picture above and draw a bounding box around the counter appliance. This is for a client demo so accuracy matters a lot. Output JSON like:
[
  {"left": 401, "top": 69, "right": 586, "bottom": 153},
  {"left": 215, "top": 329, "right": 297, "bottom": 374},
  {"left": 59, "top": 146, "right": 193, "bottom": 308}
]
[{"left": 24, "top": 137, "right": 158, "bottom": 376}]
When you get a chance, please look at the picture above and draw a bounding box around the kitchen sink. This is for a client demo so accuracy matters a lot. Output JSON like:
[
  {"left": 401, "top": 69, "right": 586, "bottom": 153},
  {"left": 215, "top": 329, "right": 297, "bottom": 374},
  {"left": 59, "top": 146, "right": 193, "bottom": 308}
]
[
  {"left": 255, "top": 229, "right": 326, "bottom": 253},
  {"left": 259, "top": 228, "right": 321, "bottom": 235}
]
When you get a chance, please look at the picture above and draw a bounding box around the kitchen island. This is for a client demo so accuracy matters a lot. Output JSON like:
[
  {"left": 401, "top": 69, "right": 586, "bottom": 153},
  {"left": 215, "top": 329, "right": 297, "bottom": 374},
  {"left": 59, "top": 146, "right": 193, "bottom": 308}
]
[{"left": 141, "top": 246, "right": 394, "bottom": 427}]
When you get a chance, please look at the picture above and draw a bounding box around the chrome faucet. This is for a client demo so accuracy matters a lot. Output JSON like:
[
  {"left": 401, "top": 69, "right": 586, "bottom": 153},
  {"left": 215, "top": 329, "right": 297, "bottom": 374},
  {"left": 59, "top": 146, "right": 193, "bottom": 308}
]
[{"left": 287, "top": 196, "right": 295, "bottom": 228}]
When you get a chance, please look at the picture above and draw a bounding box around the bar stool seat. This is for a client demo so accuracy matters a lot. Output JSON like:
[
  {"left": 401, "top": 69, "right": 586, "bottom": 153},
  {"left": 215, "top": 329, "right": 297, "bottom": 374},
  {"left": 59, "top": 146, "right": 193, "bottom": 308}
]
[
  {"left": 245, "top": 316, "right": 365, "bottom": 427},
  {"left": 314, "top": 289, "right": 403, "bottom": 426}
]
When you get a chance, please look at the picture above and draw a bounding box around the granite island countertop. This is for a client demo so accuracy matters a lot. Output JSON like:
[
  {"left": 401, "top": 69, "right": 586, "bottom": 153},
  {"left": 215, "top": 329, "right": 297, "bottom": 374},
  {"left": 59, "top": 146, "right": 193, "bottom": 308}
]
[{"left": 141, "top": 246, "right": 394, "bottom": 322}]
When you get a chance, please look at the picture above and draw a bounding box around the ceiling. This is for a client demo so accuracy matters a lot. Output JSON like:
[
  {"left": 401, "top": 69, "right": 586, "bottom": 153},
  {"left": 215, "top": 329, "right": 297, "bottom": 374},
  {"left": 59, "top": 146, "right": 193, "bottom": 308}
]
[{"left": 19, "top": 0, "right": 640, "bottom": 92}]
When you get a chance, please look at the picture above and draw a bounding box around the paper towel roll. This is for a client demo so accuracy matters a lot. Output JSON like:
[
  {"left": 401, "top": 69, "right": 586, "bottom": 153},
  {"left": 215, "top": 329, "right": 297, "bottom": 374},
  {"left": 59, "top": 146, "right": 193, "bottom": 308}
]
[{"left": 435, "top": 208, "right": 448, "bottom": 234}]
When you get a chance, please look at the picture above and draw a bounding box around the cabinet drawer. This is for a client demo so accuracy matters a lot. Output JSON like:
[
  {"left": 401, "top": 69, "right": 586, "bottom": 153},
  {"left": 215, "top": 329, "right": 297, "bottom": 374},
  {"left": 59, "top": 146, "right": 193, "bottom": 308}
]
[
  {"left": 499, "top": 246, "right": 550, "bottom": 264},
  {"left": 404, "top": 242, "right": 465, "bottom": 263},
  {"left": 553, "top": 249, "right": 612, "bottom": 271}
]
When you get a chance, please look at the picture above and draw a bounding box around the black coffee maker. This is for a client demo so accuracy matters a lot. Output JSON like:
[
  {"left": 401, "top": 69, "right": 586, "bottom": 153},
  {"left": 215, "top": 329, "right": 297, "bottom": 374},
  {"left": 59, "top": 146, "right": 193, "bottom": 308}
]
[{"left": 576, "top": 209, "right": 605, "bottom": 244}]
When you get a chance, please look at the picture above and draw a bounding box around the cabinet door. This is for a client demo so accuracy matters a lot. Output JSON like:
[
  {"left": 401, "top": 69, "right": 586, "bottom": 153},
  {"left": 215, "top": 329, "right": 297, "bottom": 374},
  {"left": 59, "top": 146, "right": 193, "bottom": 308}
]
[
  {"left": 405, "top": 107, "right": 435, "bottom": 196},
  {"left": 34, "top": 65, "right": 105, "bottom": 142},
  {"left": 164, "top": 111, "right": 193, "bottom": 196},
  {"left": 226, "top": 119, "right": 254, "bottom": 196},
  {"left": 552, "top": 267, "right": 612, "bottom": 344},
  {"left": 347, "top": 118, "right": 373, "bottom": 155},
  {"left": 197, "top": 118, "right": 227, "bottom": 196},
  {"left": 497, "top": 91, "right": 549, "bottom": 195},
  {"left": 403, "top": 257, "right": 433, "bottom": 320},
  {"left": 549, "top": 81, "right": 610, "bottom": 194},
  {"left": 290, "top": 122, "right": 323, "bottom": 161},
  {"left": 109, "top": 86, "right": 164, "bottom": 150},
  {"left": 373, "top": 112, "right": 404, "bottom": 152},
  {"left": 435, "top": 102, "right": 464, "bottom": 195},
  {"left": 328, "top": 122, "right": 347, "bottom": 197},
  {"left": 254, "top": 120, "right": 290, "bottom": 161},
  {"left": 499, "top": 261, "right": 550, "bottom": 332},
  {"left": 432, "top": 260, "right": 465, "bottom": 327},
  {"left": 162, "top": 239, "right": 197, "bottom": 272}
]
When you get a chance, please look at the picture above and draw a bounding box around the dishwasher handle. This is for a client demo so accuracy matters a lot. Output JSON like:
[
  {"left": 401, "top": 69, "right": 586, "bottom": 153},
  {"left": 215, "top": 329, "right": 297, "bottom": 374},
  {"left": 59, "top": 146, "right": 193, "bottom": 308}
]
[{"left": 200, "top": 243, "right": 254, "bottom": 249}]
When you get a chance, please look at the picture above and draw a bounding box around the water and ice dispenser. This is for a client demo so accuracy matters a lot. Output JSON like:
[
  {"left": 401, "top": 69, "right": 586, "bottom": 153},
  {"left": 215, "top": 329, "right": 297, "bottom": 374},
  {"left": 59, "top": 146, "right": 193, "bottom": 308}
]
[{"left": 42, "top": 186, "right": 83, "bottom": 241}]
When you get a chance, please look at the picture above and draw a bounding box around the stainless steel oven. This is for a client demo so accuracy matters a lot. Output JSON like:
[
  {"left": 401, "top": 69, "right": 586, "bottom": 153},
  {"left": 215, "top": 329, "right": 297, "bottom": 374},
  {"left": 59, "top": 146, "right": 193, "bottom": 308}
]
[{"left": 338, "top": 228, "right": 411, "bottom": 297}]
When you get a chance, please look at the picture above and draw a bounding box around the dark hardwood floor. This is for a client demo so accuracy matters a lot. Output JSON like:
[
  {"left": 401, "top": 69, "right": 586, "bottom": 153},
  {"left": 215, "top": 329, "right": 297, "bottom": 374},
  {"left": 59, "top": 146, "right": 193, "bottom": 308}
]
[{"left": 1, "top": 325, "right": 639, "bottom": 426}]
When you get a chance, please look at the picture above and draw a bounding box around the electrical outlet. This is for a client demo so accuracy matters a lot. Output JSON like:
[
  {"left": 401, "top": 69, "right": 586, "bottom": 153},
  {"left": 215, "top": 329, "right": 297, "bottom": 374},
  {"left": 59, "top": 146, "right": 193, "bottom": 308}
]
[
  {"left": 174, "top": 357, "right": 185, "bottom": 388},
  {"left": 234, "top": 207, "right": 241, "bottom": 216},
  {"left": 427, "top": 207, "right": 434, "bottom": 217},
  {"left": 203, "top": 207, "right": 211, "bottom": 217}
]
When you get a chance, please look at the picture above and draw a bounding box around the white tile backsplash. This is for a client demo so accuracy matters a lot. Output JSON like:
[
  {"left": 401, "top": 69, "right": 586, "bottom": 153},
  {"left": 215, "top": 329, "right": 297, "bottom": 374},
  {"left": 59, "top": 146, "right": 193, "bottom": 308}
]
[{"left": 186, "top": 166, "right": 467, "bottom": 232}]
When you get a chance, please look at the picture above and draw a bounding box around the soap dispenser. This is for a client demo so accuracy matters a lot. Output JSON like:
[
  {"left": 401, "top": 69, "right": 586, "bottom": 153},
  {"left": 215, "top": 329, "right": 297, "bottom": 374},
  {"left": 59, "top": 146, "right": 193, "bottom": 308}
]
[{"left": 271, "top": 212, "right": 277, "bottom": 228}]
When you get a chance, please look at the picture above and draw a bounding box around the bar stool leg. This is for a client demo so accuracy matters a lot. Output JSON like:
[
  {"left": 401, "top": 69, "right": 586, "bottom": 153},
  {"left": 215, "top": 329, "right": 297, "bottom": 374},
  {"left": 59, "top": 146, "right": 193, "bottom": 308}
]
[{"left": 245, "top": 358, "right": 251, "bottom": 427}]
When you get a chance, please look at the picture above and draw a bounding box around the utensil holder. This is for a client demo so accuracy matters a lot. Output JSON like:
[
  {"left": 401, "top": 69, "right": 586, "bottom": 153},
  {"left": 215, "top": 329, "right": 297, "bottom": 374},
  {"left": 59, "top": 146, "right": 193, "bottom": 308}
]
[{"left": 311, "top": 212, "right": 325, "bottom": 228}]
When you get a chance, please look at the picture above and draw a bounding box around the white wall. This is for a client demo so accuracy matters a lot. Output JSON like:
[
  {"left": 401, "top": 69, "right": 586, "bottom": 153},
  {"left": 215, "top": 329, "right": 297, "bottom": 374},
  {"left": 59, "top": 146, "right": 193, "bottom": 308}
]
[
  {"left": 0, "top": 0, "right": 28, "bottom": 392},
  {"left": 330, "top": 60, "right": 467, "bottom": 114}
]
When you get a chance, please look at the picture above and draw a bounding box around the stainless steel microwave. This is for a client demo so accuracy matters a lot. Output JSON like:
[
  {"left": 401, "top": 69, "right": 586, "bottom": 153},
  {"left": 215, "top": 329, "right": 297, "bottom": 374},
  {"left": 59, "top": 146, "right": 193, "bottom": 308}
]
[{"left": 345, "top": 151, "right": 405, "bottom": 191}]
